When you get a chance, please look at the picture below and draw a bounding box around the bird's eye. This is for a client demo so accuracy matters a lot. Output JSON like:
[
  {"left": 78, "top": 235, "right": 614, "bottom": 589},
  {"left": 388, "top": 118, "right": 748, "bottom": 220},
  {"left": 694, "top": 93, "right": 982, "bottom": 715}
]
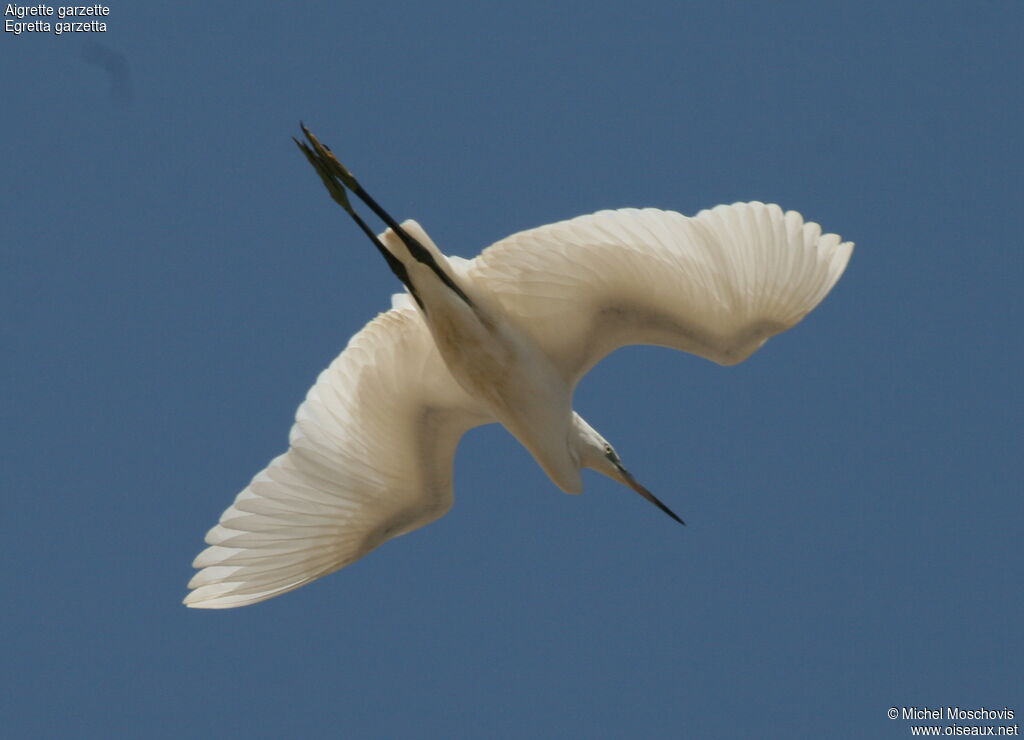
[{"left": 604, "top": 444, "right": 615, "bottom": 459}]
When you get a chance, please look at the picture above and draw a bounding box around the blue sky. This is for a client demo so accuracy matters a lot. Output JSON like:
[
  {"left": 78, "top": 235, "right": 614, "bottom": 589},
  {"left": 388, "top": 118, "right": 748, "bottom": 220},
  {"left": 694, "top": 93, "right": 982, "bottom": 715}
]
[{"left": 3, "top": 2, "right": 1021, "bottom": 738}]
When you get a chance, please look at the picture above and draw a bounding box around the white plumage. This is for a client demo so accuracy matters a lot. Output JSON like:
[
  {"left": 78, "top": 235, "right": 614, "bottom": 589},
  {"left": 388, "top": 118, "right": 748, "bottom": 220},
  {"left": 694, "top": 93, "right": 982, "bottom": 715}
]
[{"left": 185, "top": 132, "right": 852, "bottom": 609}]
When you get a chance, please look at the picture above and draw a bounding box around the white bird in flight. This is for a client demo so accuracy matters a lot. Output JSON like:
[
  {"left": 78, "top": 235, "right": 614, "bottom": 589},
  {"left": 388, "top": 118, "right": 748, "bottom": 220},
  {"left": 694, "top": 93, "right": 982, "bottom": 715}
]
[{"left": 184, "top": 126, "right": 853, "bottom": 609}]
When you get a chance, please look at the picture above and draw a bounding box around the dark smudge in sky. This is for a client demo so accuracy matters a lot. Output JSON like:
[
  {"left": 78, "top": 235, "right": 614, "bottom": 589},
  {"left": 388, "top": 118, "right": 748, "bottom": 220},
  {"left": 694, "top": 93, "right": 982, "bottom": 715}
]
[{"left": 81, "top": 40, "right": 134, "bottom": 103}]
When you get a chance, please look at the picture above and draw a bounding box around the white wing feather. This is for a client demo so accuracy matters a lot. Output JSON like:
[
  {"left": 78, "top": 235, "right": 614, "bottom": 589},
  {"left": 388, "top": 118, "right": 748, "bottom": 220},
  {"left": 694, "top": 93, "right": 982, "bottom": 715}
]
[
  {"left": 185, "top": 305, "right": 491, "bottom": 609},
  {"left": 468, "top": 202, "right": 853, "bottom": 384}
]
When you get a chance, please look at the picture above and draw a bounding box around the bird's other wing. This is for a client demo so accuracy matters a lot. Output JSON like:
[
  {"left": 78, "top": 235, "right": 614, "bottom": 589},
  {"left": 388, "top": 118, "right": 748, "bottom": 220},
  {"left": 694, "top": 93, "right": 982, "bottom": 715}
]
[
  {"left": 468, "top": 203, "right": 852, "bottom": 385},
  {"left": 185, "top": 303, "right": 492, "bottom": 609}
]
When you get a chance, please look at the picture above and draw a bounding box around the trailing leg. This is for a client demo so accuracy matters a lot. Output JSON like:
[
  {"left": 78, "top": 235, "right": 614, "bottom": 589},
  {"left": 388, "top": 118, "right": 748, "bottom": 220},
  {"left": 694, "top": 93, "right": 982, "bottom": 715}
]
[{"left": 294, "top": 125, "right": 473, "bottom": 308}]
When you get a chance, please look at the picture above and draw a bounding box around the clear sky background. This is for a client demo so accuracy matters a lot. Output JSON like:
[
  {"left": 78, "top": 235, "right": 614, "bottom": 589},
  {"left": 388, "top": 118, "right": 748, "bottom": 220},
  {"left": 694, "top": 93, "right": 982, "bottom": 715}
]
[{"left": 3, "top": 2, "right": 1021, "bottom": 738}]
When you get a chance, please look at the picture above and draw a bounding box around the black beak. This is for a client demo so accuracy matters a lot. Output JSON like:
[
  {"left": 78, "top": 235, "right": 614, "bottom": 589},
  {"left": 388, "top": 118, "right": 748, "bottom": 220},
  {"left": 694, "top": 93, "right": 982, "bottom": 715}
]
[{"left": 617, "top": 465, "right": 686, "bottom": 526}]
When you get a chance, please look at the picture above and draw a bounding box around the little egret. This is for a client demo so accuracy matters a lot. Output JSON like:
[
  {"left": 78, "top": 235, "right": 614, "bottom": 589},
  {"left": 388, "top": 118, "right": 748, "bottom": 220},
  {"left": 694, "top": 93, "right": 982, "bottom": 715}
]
[{"left": 184, "top": 125, "right": 853, "bottom": 608}]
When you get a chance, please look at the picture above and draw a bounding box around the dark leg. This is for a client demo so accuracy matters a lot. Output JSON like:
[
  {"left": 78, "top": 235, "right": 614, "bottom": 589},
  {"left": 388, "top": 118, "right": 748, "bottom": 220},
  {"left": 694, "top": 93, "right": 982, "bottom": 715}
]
[
  {"left": 293, "top": 134, "right": 425, "bottom": 310},
  {"left": 295, "top": 124, "right": 473, "bottom": 308}
]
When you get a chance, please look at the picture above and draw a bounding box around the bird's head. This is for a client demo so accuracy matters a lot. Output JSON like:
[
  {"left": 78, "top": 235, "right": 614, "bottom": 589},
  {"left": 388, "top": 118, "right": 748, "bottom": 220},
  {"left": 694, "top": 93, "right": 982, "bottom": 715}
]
[{"left": 571, "top": 414, "right": 685, "bottom": 525}]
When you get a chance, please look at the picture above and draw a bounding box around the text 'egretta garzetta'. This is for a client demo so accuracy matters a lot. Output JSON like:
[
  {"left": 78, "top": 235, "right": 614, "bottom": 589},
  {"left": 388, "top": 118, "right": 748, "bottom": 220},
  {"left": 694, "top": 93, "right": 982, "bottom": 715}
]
[{"left": 184, "top": 125, "right": 852, "bottom": 608}]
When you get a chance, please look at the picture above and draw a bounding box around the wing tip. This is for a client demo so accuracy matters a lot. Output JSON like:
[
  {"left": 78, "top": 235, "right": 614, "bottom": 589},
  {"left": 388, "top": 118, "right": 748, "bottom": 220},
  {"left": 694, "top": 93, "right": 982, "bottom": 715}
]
[{"left": 183, "top": 578, "right": 308, "bottom": 609}]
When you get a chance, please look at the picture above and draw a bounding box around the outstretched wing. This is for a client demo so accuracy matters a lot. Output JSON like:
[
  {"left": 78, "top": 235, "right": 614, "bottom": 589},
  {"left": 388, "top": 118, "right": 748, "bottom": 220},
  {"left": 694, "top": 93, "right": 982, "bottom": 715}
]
[
  {"left": 468, "top": 202, "right": 853, "bottom": 385},
  {"left": 185, "top": 302, "right": 492, "bottom": 609}
]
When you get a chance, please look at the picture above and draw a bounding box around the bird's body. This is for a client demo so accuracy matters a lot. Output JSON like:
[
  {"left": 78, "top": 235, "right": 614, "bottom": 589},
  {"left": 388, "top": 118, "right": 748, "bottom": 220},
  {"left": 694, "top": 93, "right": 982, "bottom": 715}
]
[
  {"left": 383, "top": 224, "right": 581, "bottom": 492},
  {"left": 184, "top": 127, "right": 853, "bottom": 609}
]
